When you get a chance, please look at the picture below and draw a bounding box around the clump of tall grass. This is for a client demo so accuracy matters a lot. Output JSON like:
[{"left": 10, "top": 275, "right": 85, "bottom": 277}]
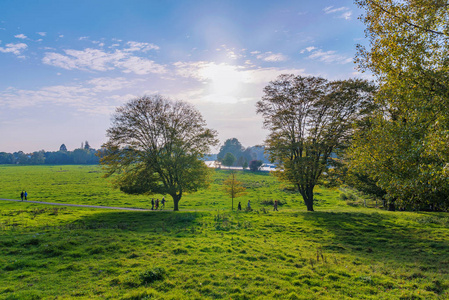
[{"left": 139, "top": 267, "right": 166, "bottom": 285}]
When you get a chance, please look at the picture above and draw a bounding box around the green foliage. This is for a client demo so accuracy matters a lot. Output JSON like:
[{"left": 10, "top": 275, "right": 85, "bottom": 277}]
[
  {"left": 100, "top": 95, "right": 218, "bottom": 211},
  {"left": 351, "top": 0, "right": 449, "bottom": 210},
  {"left": 257, "top": 74, "right": 376, "bottom": 211},
  {"left": 139, "top": 267, "right": 166, "bottom": 284},
  {"left": 217, "top": 138, "right": 244, "bottom": 162},
  {"left": 222, "top": 152, "right": 236, "bottom": 167},
  {"left": 248, "top": 159, "right": 263, "bottom": 172}
]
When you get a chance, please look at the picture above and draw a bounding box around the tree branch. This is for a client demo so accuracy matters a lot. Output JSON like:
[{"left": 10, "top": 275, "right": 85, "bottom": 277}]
[{"left": 367, "top": 0, "right": 448, "bottom": 37}]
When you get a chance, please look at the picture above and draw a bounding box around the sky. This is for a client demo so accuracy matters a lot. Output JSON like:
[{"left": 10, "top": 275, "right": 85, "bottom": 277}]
[{"left": 0, "top": 0, "right": 371, "bottom": 153}]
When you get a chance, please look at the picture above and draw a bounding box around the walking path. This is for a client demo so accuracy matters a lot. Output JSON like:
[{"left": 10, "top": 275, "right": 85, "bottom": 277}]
[{"left": 0, "top": 198, "right": 152, "bottom": 211}]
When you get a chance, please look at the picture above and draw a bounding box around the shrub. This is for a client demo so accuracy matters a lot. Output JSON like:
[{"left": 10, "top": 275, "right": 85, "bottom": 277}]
[
  {"left": 340, "top": 192, "right": 356, "bottom": 201},
  {"left": 139, "top": 267, "right": 166, "bottom": 285},
  {"left": 249, "top": 160, "right": 263, "bottom": 171}
]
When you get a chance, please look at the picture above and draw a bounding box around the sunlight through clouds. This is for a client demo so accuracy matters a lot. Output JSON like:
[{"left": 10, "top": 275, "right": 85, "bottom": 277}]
[
  {"left": 0, "top": 0, "right": 366, "bottom": 152},
  {"left": 174, "top": 61, "right": 306, "bottom": 104}
]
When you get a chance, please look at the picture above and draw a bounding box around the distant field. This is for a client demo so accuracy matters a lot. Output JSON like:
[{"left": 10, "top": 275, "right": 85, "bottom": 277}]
[
  {"left": 0, "top": 165, "right": 346, "bottom": 211},
  {"left": 0, "top": 165, "right": 448, "bottom": 299}
]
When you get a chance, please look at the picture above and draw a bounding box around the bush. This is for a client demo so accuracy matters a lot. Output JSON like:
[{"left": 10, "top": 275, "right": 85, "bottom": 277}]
[
  {"left": 139, "top": 267, "right": 166, "bottom": 285},
  {"left": 340, "top": 192, "right": 356, "bottom": 201},
  {"left": 249, "top": 160, "right": 263, "bottom": 172}
]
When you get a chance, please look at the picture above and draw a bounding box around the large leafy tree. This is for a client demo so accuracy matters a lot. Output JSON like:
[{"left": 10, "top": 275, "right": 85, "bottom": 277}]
[
  {"left": 222, "top": 152, "right": 237, "bottom": 168},
  {"left": 100, "top": 95, "right": 218, "bottom": 211},
  {"left": 350, "top": 0, "right": 449, "bottom": 210},
  {"left": 257, "top": 75, "right": 375, "bottom": 211},
  {"left": 217, "top": 138, "right": 245, "bottom": 164}
]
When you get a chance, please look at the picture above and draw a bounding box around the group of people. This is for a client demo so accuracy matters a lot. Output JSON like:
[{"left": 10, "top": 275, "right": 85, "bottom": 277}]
[
  {"left": 151, "top": 197, "right": 166, "bottom": 210},
  {"left": 237, "top": 200, "right": 253, "bottom": 211},
  {"left": 237, "top": 199, "right": 280, "bottom": 211},
  {"left": 20, "top": 191, "right": 28, "bottom": 201}
]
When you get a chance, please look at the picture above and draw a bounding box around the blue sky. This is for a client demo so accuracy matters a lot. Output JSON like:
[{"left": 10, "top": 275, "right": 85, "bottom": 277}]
[{"left": 0, "top": 0, "right": 370, "bottom": 153}]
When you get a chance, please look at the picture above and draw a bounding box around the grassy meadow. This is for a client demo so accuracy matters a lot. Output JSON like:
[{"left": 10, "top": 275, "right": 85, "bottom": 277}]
[{"left": 0, "top": 165, "right": 448, "bottom": 299}]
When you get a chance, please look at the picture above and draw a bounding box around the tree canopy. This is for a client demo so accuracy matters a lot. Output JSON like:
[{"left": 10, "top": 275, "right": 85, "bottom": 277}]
[
  {"left": 222, "top": 152, "right": 237, "bottom": 168},
  {"left": 216, "top": 138, "right": 270, "bottom": 167},
  {"left": 349, "top": 0, "right": 449, "bottom": 210},
  {"left": 100, "top": 95, "right": 218, "bottom": 211},
  {"left": 257, "top": 74, "right": 376, "bottom": 211}
]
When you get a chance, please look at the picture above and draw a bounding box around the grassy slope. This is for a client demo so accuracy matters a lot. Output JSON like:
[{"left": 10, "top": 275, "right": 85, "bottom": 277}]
[{"left": 0, "top": 165, "right": 448, "bottom": 299}]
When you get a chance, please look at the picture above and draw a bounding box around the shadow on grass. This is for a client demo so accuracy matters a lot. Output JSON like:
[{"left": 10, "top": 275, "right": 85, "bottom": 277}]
[
  {"left": 301, "top": 211, "right": 449, "bottom": 270},
  {"left": 33, "top": 210, "right": 204, "bottom": 233}
]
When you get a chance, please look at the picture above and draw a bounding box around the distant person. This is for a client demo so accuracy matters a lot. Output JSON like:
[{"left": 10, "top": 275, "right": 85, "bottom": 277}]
[
  {"left": 161, "top": 197, "right": 166, "bottom": 209},
  {"left": 247, "top": 200, "right": 251, "bottom": 210},
  {"left": 155, "top": 198, "right": 159, "bottom": 210},
  {"left": 20, "top": 191, "right": 24, "bottom": 201},
  {"left": 151, "top": 198, "right": 155, "bottom": 210},
  {"left": 273, "top": 200, "right": 278, "bottom": 211},
  {"left": 24, "top": 191, "right": 28, "bottom": 201},
  {"left": 237, "top": 202, "right": 242, "bottom": 211}
]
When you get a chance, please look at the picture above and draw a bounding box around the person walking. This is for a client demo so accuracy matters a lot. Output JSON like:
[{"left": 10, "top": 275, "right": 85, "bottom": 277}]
[
  {"left": 247, "top": 200, "right": 251, "bottom": 210},
  {"left": 151, "top": 198, "right": 155, "bottom": 210},
  {"left": 20, "top": 191, "right": 24, "bottom": 201},
  {"left": 237, "top": 202, "right": 242, "bottom": 211},
  {"left": 155, "top": 198, "right": 159, "bottom": 210},
  {"left": 273, "top": 200, "right": 279, "bottom": 211},
  {"left": 161, "top": 197, "right": 166, "bottom": 209},
  {"left": 24, "top": 191, "right": 28, "bottom": 201}
]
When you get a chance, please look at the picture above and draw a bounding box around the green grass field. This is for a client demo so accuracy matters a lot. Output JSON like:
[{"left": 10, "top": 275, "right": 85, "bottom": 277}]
[{"left": 0, "top": 165, "right": 448, "bottom": 299}]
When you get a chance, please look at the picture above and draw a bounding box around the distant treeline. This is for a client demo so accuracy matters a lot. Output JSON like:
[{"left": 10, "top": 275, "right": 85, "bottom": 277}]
[
  {"left": 0, "top": 149, "right": 101, "bottom": 165},
  {"left": 0, "top": 140, "right": 270, "bottom": 166},
  {"left": 216, "top": 139, "right": 270, "bottom": 166},
  {"left": 0, "top": 142, "right": 101, "bottom": 165}
]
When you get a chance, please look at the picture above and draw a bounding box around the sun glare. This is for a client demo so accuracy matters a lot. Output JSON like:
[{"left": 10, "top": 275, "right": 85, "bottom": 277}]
[{"left": 199, "top": 63, "right": 247, "bottom": 103}]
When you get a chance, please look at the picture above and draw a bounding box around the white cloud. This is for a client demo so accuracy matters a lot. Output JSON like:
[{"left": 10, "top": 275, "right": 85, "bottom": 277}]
[
  {"left": 0, "top": 43, "right": 28, "bottom": 56},
  {"left": 256, "top": 52, "right": 288, "bottom": 62},
  {"left": 323, "top": 6, "right": 352, "bottom": 20},
  {"left": 79, "top": 36, "right": 89, "bottom": 40},
  {"left": 37, "top": 32, "right": 46, "bottom": 37},
  {"left": 124, "top": 41, "right": 159, "bottom": 52},
  {"left": 215, "top": 45, "right": 245, "bottom": 60},
  {"left": 300, "top": 46, "right": 317, "bottom": 54},
  {"left": 0, "top": 85, "right": 93, "bottom": 109},
  {"left": 0, "top": 77, "right": 144, "bottom": 113},
  {"left": 14, "top": 34, "right": 27, "bottom": 39},
  {"left": 87, "top": 77, "right": 135, "bottom": 92},
  {"left": 42, "top": 45, "right": 166, "bottom": 74},
  {"left": 341, "top": 11, "right": 352, "bottom": 20},
  {"left": 116, "top": 56, "right": 166, "bottom": 74},
  {"left": 307, "top": 49, "right": 352, "bottom": 64},
  {"left": 92, "top": 41, "right": 105, "bottom": 47}
]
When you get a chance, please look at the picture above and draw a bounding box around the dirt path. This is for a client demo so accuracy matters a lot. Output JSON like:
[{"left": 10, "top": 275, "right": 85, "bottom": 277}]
[{"left": 0, "top": 198, "right": 152, "bottom": 211}]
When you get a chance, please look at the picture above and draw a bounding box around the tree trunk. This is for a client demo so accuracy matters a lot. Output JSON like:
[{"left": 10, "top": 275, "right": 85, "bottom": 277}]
[
  {"left": 388, "top": 202, "right": 395, "bottom": 211},
  {"left": 172, "top": 194, "right": 181, "bottom": 211},
  {"left": 299, "top": 186, "right": 314, "bottom": 212}
]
